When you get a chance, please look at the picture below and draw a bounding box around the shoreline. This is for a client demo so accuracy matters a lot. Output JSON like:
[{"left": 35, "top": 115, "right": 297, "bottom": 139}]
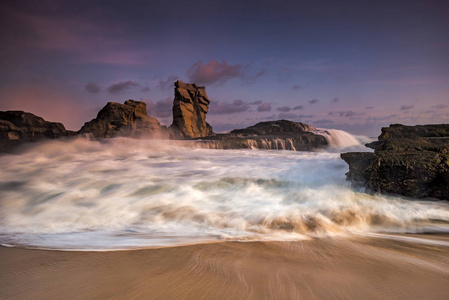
[{"left": 2, "top": 235, "right": 449, "bottom": 299}]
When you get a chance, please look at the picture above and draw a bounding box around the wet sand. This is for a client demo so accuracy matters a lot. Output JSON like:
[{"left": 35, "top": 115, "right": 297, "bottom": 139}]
[{"left": 1, "top": 236, "right": 449, "bottom": 300}]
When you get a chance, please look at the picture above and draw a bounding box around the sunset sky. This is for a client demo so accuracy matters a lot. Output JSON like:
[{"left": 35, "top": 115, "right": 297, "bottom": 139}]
[{"left": 1, "top": 0, "right": 448, "bottom": 136}]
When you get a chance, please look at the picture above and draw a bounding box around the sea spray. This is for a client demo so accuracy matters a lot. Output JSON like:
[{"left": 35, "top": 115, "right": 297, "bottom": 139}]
[{"left": 0, "top": 137, "right": 448, "bottom": 250}]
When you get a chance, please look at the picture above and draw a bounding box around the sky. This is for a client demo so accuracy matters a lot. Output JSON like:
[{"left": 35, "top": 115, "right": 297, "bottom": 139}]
[{"left": 1, "top": 0, "right": 448, "bottom": 136}]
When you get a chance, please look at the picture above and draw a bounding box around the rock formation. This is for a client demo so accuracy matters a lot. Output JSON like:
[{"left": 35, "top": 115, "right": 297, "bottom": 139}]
[
  {"left": 194, "top": 120, "right": 328, "bottom": 151},
  {"left": 78, "top": 100, "right": 161, "bottom": 139},
  {"left": 0, "top": 111, "right": 71, "bottom": 152},
  {"left": 169, "top": 80, "right": 214, "bottom": 138},
  {"left": 341, "top": 124, "right": 449, "bottom": 200},
  {"left": 231, "top": 120, "right": 316, "bottom": 135}
]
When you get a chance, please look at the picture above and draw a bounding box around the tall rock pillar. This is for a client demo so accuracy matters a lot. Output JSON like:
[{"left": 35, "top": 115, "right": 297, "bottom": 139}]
[{"left": 169, "top": 80, "right": 214, "bottom": 138}]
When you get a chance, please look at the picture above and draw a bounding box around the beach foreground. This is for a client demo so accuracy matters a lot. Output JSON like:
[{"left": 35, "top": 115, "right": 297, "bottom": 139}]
[{"left": 1, "top": 235, "right": 449, "bottom": 300}]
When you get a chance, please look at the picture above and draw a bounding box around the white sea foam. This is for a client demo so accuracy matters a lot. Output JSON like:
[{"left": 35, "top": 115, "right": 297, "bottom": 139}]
[
  {"left": 0, "top": 137, "right": 448, "bottom": 250},
  {"left": 313, "top": 128, "right": 372, "bottom": 151}
]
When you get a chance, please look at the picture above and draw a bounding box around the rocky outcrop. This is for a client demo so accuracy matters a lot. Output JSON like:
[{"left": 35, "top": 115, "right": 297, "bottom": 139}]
[
  {"left": 231, "top": 120, "right": 316, "bottom": 135},
  {"left": 341, "top": 124, "right": 449, "bottom": 200},
  {"left": 377, "top": 123, "right": 449, "bottom": 140},
  {"left": 78, "top": 100, "right": 161, "bottom": 139},
  {"left": 194, "top": 120, "right": 328, "bottom": 151},
  {"left": 0, "top": 111, "right": 71, "bottom": 152},
  {"left": 169, "top": 80, "right": 214, "bottom": 138}
]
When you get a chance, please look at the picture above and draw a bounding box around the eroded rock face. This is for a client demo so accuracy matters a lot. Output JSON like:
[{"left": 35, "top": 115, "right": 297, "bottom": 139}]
[
  {"left": 341, "top": 124, "right": 449, "bottom": 200},
  {"left": 78, "top": 100, "right": 161, "bottom": 138},
  {"left": 0, "top": 111, "right": 70, "bottom": 152},
  {"left": 195, "top": 120, "right": 328, "bottom": 151},
  {"left": 169, "top": 80, "right": 214, "bottom": 138}
]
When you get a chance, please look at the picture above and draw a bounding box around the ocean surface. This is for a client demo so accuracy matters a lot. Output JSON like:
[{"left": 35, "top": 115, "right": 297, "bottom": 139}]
[{"left": 1, "top": 131, "right": 449, "bottom": 250}]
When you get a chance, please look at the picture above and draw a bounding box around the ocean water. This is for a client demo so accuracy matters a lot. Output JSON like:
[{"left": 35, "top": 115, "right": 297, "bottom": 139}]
[{"left": 0, "top": 133, "right": 448, "bottom": 250}]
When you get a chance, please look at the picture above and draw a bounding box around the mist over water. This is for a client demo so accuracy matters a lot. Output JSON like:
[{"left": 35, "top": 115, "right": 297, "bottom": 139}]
[{"left": 0, "top": 134, "right": 448, "bottom": 250}]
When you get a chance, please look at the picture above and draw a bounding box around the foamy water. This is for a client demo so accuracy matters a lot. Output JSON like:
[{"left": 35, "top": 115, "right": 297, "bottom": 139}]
[{"left": 0, "top": 136, "right": 448, "bottom": 250}]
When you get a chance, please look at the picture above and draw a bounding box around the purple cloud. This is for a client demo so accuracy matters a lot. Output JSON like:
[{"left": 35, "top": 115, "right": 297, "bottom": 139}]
[
  {"left": 400, "top": 105, "right": 414, "bottom": 111},
  {"left": 108, "top": 81, "right": 140, "bottom": 94},
  {"left": 276, "top": 106, "right": 291, "bottom": 112},
  {"left": 249, "top": 100, "right": 262, "bottom": 105},
  {"left": 308, "top": 99, "right": 319, "bottom": 104},
  {"left": 429, "top": 104, "right": 448, "bottom": 109},
  {"left": 329, "top": 110, "right": 357, "bottom": 117},
  {"left": 345, "top": 111, "right": 357, "bottom": 117},
  {"left": 292, "top": 105, "right": 303, "bottom": 110},
  {"left": 158, "top": 75, "right": 179, "bottom": 90},
  {"left": 245, "top": 69, "right": 266, "bottom": 84},
  {"left": 291, "top": 85, "right": 301, "bottom": 90},
  {"left": 85, "top": 82, "right": 100, "bottom": 93},
  {"left": 367, "top": 114, "right": 399, "bottom": 122},
  {"left": 257, "top": 103, "right": 272, "bottom": 112},
  {"left": 278, "top": 113, "right": 313, "bottom": 120},
  {"left": 313, "top": 119, "right": 334, "bottom": 125},
  {"left": 209, "top": 99, "right": 251, "bottom": 114},
  {"left": 187, "top": 60, "right": 263, "bottom": 85},
  {"left": 331, "top": 98, "right": 339, "bottom": 103},
  {"left": 146, "top": 97, "right": 172, "bottom": 118},
  {"left": 365, "top": 106, "right": 375, "bottom": 109}
]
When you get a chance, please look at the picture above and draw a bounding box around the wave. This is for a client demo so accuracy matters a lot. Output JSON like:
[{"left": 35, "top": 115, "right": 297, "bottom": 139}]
[
  {"left": 0, "top": 137, "right": 448, "bottom": 250},
  {"left": 313, "top": 128, "right": 371, "bottom": 151}
]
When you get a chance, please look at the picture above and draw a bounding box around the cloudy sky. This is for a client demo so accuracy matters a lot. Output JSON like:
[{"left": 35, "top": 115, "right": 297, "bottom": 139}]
[{"left": 1, "top": 0, "right": 448, "bottom": 136}]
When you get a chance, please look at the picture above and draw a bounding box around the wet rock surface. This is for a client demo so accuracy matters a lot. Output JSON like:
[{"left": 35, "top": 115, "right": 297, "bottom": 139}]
[{"left": 341, "top": 124, "right": 449, "bottom": 200}]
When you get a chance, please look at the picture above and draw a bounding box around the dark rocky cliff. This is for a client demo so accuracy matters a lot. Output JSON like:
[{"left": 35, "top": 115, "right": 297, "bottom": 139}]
[
  {"left": 0, "top": 111, "right": 71, "bottom": 152},
  {"left": 341, "top": 124, "right": 449, "bottom": 200}
]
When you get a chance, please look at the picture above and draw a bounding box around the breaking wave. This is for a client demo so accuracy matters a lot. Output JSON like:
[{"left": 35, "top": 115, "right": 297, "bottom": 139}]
[
  {"left": 313, "top": 128, "right": 371, "bottom": 151},
  {"left": 0, "top": 137, "right": 448, "bottom": 250}
]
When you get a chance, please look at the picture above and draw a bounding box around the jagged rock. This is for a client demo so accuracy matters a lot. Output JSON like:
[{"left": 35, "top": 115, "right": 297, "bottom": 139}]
[
  {"left": 169, "top": 80, "right": 214, "bottom": 138},
  {"left": 340, "top": 152, "right": 377, "bottom": 188},
  {"left": 341, "top": 124, "right": 449, "bottom": 200},
  {"left": 78, "top": 100, "right": 161, "bottom": 138},
  {"left": 194, "top": 120, "right": 328, "bottom": 151},
  {"left": 0, "top": 111, "right": 70, "bottom": 153}
]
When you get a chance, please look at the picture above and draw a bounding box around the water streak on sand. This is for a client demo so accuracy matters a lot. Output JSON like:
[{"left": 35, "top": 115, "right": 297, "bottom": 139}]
[{"left": 0, "top": 137, "right": 448, "bottom": 250}]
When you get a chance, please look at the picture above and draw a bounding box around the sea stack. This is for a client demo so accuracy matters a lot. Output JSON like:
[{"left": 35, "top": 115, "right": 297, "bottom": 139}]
[
  {"left": 78, "top": 100, "right": 161, "bottom": 138},
  {"left": 169, "top": 80, "right": 214, "bottom": 138},
  {"left": 341, "top": 124, "right": 449, "bottom": 200}
]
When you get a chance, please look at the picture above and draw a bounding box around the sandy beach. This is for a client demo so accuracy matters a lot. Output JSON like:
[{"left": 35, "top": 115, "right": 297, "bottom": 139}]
[{"left": 1, "top": 235, "right": 449, "bottom": 300}]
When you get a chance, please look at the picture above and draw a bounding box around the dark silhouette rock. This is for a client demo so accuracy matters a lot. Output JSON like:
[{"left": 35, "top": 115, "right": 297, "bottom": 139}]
[
  {"left": 169, "top": 80, "right": 214, "bottom": 138},
  {"left": 0, "top": 111, "right": 70, "bottom": 152},
  {"left": 341, "top": 124, "right": 449, "bottom": 200},
  {"left": 78, "top": 100, "right": 161, "bottom": 138},
  {"left": 378, "top": 123, "right": 449, "bottom": 140}
]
